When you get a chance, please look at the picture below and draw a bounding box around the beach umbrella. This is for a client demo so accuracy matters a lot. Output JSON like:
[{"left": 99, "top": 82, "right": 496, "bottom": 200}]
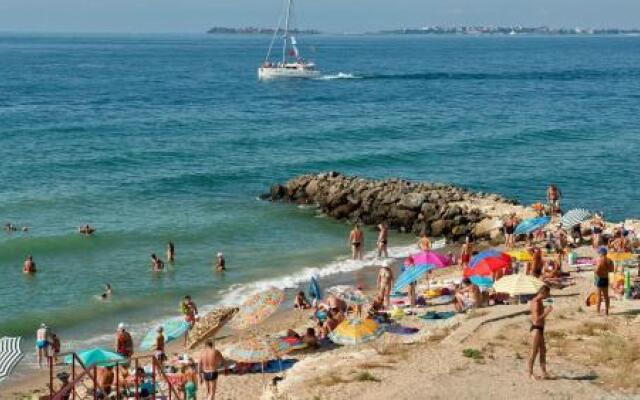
[
  {"left": 507, "top": 249, "right": 533, "bottom": 262},
  {"left": 393, "top": 263, "right": 434, "bottom": 292},
  {"left": 309, "top": 276, "right": 321, "bottom": 301},
  {"left": 469, "top": 275, "right": 494, "bottom": 289},
  {"left": 608, "top": 252, "right": 635, "bottom": 262},
  {"left": 140, "top": 319, "right": 190, "bottom": 351},
  {"left": 561, "top": 209, "right": 591, "bottom": 229},
  {"left": 225, "top": 337, "right": 279, "bottom": 363},
  {"left": 187, "top": 307, "right": 238, "bottom": 350},
  {"left": 514, "top": 216, "right": 551, "bottom": 235},
  {"left": 326, "top": 285, "right": 369, "bottom": 305},
  {"left": 493, "top": 274, "right": 544, "bottom": 296},
  {"left": 328, "top": 318, "right": 384, "bottom": 346},
  {"left": 465, "top": 249, "right": 511, "bottom": 277},
  {"left": 231, "top": 288, "right": 284, "bottom": 330},
  {"left": 0, "top": 337, "right": 24, "bottom": 382},
  {"left": 64, "top": 348, "right": 124, "bottom": 367},
  {"left": 405, "top": 250, "right": 451, "bottom": 269}
]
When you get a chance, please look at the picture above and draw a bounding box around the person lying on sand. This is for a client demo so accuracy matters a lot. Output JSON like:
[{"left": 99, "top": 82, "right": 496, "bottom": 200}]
[
  {"left": 528, "top": 285, "right": 552, "bottom": 380},
  {"left": 285, "top": 327, "right": 319, "bottom": 349}
]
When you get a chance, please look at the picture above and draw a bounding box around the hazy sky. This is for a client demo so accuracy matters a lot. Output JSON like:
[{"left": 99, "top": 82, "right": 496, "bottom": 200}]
[{"left": 0, "top": 0, "right": 638, "bottom": 33}]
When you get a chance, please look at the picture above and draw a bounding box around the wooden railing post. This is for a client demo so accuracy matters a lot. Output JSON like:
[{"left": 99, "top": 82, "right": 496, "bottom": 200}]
[
  {"left": 134, "top": 358, "right": 139, "bottom": 400},
  {"left": 71, "top": 355, "right": 76, "bottom": 400},
  {"left": 49, "top": 356, "right": 54, "bottom": 399},
  {"left": 92, "top": 365, "right": 97, "bottom": 400},
  {"left": 151, "top": 358, "right": 156, "bottom": 400}
]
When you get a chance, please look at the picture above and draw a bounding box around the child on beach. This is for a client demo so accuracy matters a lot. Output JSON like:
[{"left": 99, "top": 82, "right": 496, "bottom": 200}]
[{"left": 294, "top": 291, "right": 311, "bottom": 309}]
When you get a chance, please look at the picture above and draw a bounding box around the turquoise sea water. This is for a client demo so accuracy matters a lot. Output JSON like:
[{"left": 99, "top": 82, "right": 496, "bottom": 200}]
[{"left": 1, "top": 33, "right": 639, "bottom": 358}]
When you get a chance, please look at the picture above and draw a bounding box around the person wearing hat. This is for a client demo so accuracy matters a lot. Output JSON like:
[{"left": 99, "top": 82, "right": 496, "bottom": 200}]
[
  {"left": 215, "top": 252, "right": 225, "bottom": 272},
  {"left": 594, "top": 247, "right": 614, "bottom": 316},
  {"left": 154, "top": 326, "right": 166, "bottom": 364},
  {"left": 35, "top": 323, "right": 50, "bottom": 368},
  {"left": 114, "top": 323, "right": 133, "bottom": 358}
]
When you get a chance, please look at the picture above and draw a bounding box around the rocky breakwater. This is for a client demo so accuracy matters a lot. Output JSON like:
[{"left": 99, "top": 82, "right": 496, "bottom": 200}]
[{"left": 265, "top": 172, "right": 525, "bottom": 242}]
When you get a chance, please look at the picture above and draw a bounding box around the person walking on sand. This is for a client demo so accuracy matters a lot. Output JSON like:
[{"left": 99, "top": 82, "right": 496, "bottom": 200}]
[
  {"left": 35, "top": 323, "right": 50, "bottom": 368},
  {"left": 459, "top": 235, "right": 473, "bottom": 268},
  {"left": 376, "top": 223, "right": 388, "bottom": 258},
  {"left": 595, "top": 247, "right": 614, "bottom": 316},
  {"left": 528, "top": 285, "right": 552, "bottom": 380},
  {"left": 199, "top": 340, "right": 224, "bottom": 400},
  {"left": 115, "top": 323, "right": 133, "bottom": 359},
  {"left": 23, "top": 254, "right": 36, "bottom": 274},
  {"left": 377, "top": 261, "right": 394, "bottom": 309},
  {"left": 418, "top": 231, "right": 431, "bottom": 251},
  {"left": 348, "top": 224, "right": 364, "bottom": 260},
  {"left": 167, "top": 241, "right": 175, "bottom": 263},
  {"left": 181, "top": 296, "right": 198, "bottom": 345}
]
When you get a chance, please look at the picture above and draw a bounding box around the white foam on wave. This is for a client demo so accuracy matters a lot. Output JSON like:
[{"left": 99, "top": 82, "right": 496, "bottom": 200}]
[
  {"left": 217, "top": 243, "right": 418, "bottom": 306},
  {"left": 316, "top": 72, "right": 361, "bottom": 80}
]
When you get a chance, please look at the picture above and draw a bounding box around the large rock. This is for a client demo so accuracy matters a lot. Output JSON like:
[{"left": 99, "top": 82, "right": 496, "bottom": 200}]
[{"left": 398, "top": 193, "right": 427, "bottom": 210}]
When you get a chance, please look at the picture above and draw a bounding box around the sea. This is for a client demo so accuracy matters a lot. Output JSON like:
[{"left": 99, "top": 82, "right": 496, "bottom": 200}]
[{"left": 1, "top": 33, "right": 639, "bottom": 369}]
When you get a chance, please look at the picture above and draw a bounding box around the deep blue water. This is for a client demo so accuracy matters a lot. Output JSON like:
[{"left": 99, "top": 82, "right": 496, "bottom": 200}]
[{"left": 1, "top": 33, "right": 639, "bottom": 353}]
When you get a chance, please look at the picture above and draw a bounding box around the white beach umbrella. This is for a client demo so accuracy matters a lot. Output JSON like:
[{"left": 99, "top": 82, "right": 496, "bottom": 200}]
[
  {"left": 493, "top": 274, "right": 544, "bottom": 296},
  {"left": 561, "top": 209, "right": 591, "bottom": 229},
  {"left": 0, "top": 337, "right": 24, "bottom": 382}
]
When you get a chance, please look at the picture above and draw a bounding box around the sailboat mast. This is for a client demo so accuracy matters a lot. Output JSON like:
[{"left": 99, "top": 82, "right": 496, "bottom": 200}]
[{"left": 282, "top": 0, "right": 292, "bottom": 63}]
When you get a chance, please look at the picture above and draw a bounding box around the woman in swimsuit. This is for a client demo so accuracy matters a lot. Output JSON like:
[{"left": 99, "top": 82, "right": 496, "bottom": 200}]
[
  {"left": 459, "top": 236, "right": 472, "bottom": 268},
  {"left": 590, "top": 214, "right": 604, "bottom": 249},
  {"left": 376, "top": 223, "right": 388, "bottom": 258}
]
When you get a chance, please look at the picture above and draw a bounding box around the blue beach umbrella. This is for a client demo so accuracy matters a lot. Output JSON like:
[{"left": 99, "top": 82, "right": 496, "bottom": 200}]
[
  {"left": 514, "top": 216, "right": 551, "bottom": 235},
  {"left": 140, "top": 319, "right": 190, "bottom": 351},
  {"left": 64, "top": 348, "right": 125, "bottom": 367},
  {"left": 469, "top": 249, "right": 508, "bottom": 268},
  {"left": 392, "top": 263, "right": 434, "bottom": 292},
  {"left": 469, "top": 275, "right": 494, "bottom": 289},
  {"left": 309, "top": 276, "right": 321, "bottom": 301}
]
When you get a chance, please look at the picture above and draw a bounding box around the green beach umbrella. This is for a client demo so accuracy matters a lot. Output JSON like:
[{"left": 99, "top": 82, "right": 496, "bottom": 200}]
[
  {"left": 64, "top": 348, "right": 125, "bottom": 367},
  {"left": 140, "top": 319, "right": 190, "bottom": 351}
]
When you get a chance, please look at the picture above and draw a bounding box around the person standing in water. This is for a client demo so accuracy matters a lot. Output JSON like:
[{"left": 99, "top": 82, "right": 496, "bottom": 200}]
[
  {"left": 528, "top": 285, "right": 552, "bottom": 380},
  {"left": 150, "top": 254, "right": 164, "bottom": 271},
  {"left": 348, "top": 224, "right": 364, "bottom": 260},
  {"left": 181, "top": 296, "right": 198, "bottom": 345},
  {"left": 376, "top": 223, "right": 388, "bottom": 258},
  {"left": 35, "top": 323, "right": 50, "bottom": 368},
  {"left": 23, "top": 255, "right": 36, "bottom": 274},
  {"left": 215, "top": 253, "right": 225, "bottom": 272},
  {"left": 167, "top": 241, "right": 175, "bottom": 263},
  {"left": 199, "top": 340, "right": 225, "bottom": 400},
  {"left": 594, "top": 247, "right": 614, "bottom": 316},
  {"left": 377, "top": 261, "right": 394, "bottom": 309}
]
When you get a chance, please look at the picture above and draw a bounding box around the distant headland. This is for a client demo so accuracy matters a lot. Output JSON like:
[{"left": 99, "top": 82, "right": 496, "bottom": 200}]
[
  {"left": 206, "top": 26, "right": 321, "bottom": 35},
  {"left": 375, "top": 26, "right": 640, "bottom": 35}
]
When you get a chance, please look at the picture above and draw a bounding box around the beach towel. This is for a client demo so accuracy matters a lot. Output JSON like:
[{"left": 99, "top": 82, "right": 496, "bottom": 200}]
[
  {"left": 420, "top": 311, "right": 456, "bottom": 321},
  {"left": 426, "top": 295, "right": 455, "bottom": 306},
  {"left": 249, "top": 358, "right": 298, "bottom": 373},
  {"left": 384, "top": 324, "right": 420, "bottom": 335}
]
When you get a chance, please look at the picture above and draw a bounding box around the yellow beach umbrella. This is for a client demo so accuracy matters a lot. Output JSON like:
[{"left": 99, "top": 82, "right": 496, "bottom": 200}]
[
  {"left": 328, "top": 318, "right": 384, "bottom": 346},
  {"left": 493, "top": 274, "right": 544, "bottom": 296},
  {"left": 507, "top": 249, "right": 533, "bottom": 262},
  {"left": 608, "top": 252, "right": 635, "bottom": 262}
]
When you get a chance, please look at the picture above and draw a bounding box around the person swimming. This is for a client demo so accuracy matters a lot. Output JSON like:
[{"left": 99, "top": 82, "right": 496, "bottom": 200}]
[
  {"left": 23, "top": 254, "right": 36, "bottom": 274},
  {"left": 215, "top": 252, "right": 225, "bottom": 271},
  {"left": 150, "top": 254, "right": 164, "bottom": 271},
  {"left": 79, "top": 224, "right": 96, "bottom": 235},
  {"left": 100, "top": 283, "right": 113, "bottom": 299}
]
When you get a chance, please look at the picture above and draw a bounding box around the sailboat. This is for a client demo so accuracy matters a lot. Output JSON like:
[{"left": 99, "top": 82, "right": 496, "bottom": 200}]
[{"left": 258, "top": 0, "right": 320, "bottom": 80}]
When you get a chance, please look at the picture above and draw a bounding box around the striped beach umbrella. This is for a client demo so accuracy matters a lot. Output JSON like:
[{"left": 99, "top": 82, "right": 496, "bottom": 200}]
[
  {"left": 231, "top": 288, "right": 284, "bottom": 330},
  {"left": 494, "top": 274, "right": 544, "bottom": 296},
  {"left": 393, "top": 263, "right": 434, "bottom": 292},
  {"left": 561, "top": 209, "right": 591, "bottom": 229},
  {"left": 225, "top": 337, "right": 279, "bottom": 363},
  {"left": 140, "top": 319, "right": 190, "bottom": 351},
  {"left": 0, "top": 337, "right": 24, "bottom": 382},
  {"left": 514, "top": 216, "right": 551, "bottom": 235},
  {"left": 326, "top": 285, "right": 369, "bottom": 305},
  {"left": 328, "top": 318, "right": 384, "bottom": 346}
]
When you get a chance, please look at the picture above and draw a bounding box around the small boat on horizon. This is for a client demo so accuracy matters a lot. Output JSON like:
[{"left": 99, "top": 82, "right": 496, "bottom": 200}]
[{"left": 258, "top": 0, "right": 320, "bottom": 80}]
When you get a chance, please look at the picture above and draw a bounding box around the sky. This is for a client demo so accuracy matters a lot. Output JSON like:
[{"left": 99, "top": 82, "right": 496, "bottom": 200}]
[{"left": 0, "top": 0, "right": 638, "bottom": 34}]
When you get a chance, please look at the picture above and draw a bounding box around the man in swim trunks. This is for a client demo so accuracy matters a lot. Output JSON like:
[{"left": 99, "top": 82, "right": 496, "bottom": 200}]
[
  {"left": 199, "top": 340, "right": 224, "bottom": 400},
  {"left": 503, "top": 213, "right": 517, "bottom": 249},
  {"left": 23, "top": 254, "right": 36, "bottom": 274},
  {"left": 376, "top": 223, "right": 389, "bottom": 258},
  {"left": 528, "top": 285, "right": 552, "bottom": 380},
  {"left": 377, "top": 260, "right": 394, "bottom": 308},
  {"left": 595, "top": 247, "right": 614, "bottom": 316},
  {"left": 348, "top": 224, "right": 364, "bottom": 260},
  {"left": 150, "top": 254, "right": 164, "bottom": 271},
  {"left": 546, "top": 185, "right": 562, "bottom": 216},
  {"left": 36, "top": 323, "right": 50, "bottom": 368}
]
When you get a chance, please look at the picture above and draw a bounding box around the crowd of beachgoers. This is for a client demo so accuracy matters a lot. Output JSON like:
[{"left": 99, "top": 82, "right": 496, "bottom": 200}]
[{"left": 5, "top": 183, "right": 640, "bottom": 400}]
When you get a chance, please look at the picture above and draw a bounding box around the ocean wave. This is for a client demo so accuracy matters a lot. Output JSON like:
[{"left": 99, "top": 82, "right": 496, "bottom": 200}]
[{"left": 316, "top": 72, "right": 361, "bottom": 80}]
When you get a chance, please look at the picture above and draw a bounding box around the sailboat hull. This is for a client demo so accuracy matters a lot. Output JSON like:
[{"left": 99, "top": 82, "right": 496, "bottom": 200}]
[{"left": 258, "top": 67, "right": 321, "bottom": 80}]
